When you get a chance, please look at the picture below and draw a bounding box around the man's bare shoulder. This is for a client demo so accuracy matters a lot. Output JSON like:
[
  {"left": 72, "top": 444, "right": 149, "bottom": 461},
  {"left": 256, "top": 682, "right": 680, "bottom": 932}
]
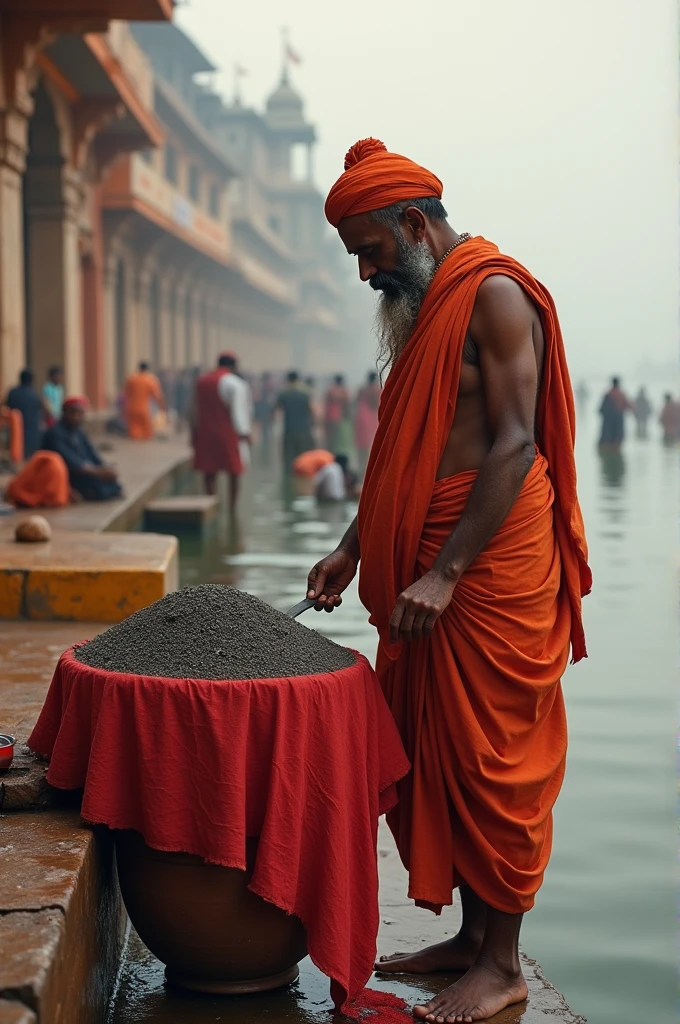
[{"left": 469, "top": 274, "right": 537, "bottom": 345}]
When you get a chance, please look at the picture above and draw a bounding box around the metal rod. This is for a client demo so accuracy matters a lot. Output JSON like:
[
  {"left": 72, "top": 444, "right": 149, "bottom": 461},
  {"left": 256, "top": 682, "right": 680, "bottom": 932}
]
[{"left": 285, "top": 597, "right": 316, "bottom": 619}]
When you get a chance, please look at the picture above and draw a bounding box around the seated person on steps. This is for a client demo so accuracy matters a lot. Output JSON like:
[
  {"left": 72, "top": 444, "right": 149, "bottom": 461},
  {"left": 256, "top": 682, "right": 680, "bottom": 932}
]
[{"left": 42, "top": 397, "right": 123, "bottom": 502}]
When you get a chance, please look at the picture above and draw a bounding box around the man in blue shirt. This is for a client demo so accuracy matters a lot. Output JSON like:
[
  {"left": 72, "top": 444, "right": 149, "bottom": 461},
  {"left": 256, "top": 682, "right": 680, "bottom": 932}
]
[
  {"left": 6, "top": 369, "right": 44, "bottom": 459},
  {"left": 43, "top": 398, "right": 122, "bottom": 501}
]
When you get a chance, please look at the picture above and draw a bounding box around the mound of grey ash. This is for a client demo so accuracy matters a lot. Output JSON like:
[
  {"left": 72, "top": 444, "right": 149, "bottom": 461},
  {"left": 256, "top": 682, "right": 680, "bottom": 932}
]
[{"left": 74, "top": 584, "right": 356, "bottom": 680}]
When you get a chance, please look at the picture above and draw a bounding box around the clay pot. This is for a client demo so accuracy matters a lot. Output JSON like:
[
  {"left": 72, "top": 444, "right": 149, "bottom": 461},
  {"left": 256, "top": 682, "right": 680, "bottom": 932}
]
[{"left": 114, "top": 830, "right": 307, "bottom": 994}]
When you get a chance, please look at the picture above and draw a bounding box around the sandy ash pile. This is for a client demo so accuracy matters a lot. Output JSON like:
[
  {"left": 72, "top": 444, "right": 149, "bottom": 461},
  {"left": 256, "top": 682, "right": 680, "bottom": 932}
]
[{"left": 74, "top": 584, "right": 356, "bottom": 680}]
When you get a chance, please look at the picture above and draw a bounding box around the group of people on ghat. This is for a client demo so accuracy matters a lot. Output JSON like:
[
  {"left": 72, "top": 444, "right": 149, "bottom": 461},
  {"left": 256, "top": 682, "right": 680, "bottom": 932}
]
[
  {"left": 592, "top": 376, "right": 680, "bottom": 449},
  {"left": 2, "top": 367, "right": 122, "bottom": 509},
  {"left": 189, "top": 358, "right": 381, "bottom": 511},
  {"left": 1, "top": 359, "right": 171, "bottom": 509},
  {"left": 0, "top": 351, "right": 381, "bottom": 513}
]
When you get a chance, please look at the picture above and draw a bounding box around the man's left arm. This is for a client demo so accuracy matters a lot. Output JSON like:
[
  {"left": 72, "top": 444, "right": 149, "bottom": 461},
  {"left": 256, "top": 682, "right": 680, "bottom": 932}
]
[{"left": 390, "top": 275, "right": 539, "bottom": 643}]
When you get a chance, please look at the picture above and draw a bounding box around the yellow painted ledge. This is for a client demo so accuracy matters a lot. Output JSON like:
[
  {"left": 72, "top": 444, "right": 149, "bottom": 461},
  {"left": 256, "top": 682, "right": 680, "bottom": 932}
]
[{"left": 0, "top": 533, "right": 177, "bottom": 622}]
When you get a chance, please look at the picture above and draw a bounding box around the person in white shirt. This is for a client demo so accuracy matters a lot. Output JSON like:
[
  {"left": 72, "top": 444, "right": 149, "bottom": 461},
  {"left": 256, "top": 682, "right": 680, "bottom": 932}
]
[
  {"left": 217, "top": 369, "right": 252, "bottom": 471},
  {"left": 191, "top": 353, "right": 252, "bottom": 513},
  {"left": 315, "top": 454, "right": 355, "bottom": 502}
]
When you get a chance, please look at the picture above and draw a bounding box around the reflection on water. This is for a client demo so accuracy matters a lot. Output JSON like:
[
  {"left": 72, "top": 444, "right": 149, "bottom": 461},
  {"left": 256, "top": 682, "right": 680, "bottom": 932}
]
[{"left": 169, "top": 419, "right": 675, "bottom": 1024}]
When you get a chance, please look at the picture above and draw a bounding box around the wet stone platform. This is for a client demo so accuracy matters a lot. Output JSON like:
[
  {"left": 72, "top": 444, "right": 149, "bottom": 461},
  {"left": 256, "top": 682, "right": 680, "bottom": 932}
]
[{"left": 110, "top": 828, "right": 584, "bottom": 1024}]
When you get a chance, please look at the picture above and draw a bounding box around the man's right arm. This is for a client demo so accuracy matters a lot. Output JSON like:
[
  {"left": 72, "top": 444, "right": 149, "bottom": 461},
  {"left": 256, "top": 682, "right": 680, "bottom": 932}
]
[{"left": 306, "top": 516, "right": 360, "bottom": 611}]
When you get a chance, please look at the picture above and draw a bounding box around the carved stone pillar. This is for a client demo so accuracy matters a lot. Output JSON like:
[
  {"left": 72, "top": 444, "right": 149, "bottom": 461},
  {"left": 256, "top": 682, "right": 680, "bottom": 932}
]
[
  {"left": 25, "top": 161, "right": 85, "bottom": 394},
  {"left": 0, "top": 103, "right": 29, "bottom": 393}
]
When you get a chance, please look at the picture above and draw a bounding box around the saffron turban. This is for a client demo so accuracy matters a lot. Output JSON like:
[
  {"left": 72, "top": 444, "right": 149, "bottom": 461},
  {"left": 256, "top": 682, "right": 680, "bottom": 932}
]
[
  {"left": 62, "top": 396, "right": 88, "bottom": 410},
  {"left": 324, "top": 138, "right": 443, "bottom": 228}
]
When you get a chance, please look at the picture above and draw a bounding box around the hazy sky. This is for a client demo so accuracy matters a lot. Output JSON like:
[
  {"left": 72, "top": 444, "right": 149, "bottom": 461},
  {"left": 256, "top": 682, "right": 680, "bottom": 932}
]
[{"left": 177, "top": 0, "right": 679, "bottom": 384}]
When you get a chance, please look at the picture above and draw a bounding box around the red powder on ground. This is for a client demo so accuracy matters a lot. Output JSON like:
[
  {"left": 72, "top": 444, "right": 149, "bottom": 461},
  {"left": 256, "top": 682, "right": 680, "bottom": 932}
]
[{"left": 343, "top": 987, "right": 412, "bottom": 1020}]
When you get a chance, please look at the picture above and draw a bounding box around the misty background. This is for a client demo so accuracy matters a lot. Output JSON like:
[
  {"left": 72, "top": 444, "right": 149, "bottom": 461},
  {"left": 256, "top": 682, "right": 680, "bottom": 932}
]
[{"left": 177, "top": 0, "right": 679, "bottom": 388}]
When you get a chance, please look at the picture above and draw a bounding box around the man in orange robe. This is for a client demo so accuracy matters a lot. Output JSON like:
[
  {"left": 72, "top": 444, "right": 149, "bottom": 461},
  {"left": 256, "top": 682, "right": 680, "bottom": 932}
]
[
  {"left": 307, "top": 139, "right": 591, "bottom": 1023},
  {"left": 6, "top": 451, "right": 70, "bottom": 508},
  {"left": 124, "top": 361, "right": 164, "bottom": 440}
]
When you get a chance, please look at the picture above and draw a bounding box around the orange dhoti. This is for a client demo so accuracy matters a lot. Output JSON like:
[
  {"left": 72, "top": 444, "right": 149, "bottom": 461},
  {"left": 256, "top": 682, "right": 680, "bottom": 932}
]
[{"left": 379, "top": 455, "right": 569, "bottom": 914}]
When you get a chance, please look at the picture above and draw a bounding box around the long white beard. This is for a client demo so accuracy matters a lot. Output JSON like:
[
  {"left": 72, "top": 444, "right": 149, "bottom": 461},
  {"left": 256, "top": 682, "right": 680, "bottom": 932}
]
[{"left": 374, "top": 239, "right": 436, "bottom": 373}]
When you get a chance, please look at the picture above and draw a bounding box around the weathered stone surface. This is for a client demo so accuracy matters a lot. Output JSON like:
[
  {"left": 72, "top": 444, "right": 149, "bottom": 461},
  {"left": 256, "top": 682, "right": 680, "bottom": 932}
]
[
  {"left": 0, "top": 999, "right": 37, "bottom": 1024},
  {"left": 0, "top": 746, "right": 49, "bottom": 811},
  {"left": 0, "top": 812, "right": 92, "bottom": 912},
  {"left": 0, "top": 620, "right": 107, "bottom": 743},
  {"left": 0, "top": 910, "right": 63, "bottom": 1014},
  {"left": 0, "top": 812, "right": 126, "bottom": 1024}
]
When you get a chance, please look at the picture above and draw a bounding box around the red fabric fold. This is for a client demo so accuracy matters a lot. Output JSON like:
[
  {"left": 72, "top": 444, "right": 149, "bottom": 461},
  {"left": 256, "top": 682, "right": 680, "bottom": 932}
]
[{"left": 28, "top": 648, "right": 410, "bottom": 1011}]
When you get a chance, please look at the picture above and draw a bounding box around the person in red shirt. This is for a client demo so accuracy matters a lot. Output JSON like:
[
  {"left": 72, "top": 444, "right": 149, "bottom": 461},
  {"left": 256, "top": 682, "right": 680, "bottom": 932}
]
[
  {"left": 191, "top": 353, "right": 251, "bottom": 510},
  {"left": 324, "top": 374, "right": 350, "bottom": 452}
]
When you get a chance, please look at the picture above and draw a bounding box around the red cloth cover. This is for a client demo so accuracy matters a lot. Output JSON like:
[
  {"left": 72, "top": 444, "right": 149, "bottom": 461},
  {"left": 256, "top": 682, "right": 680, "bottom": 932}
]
[
  {"left": 192, "top": 367, "right": 242, "bottom": 474},
  {"left": 28, "top": 648, "right": 410, "bottom": 1011}
]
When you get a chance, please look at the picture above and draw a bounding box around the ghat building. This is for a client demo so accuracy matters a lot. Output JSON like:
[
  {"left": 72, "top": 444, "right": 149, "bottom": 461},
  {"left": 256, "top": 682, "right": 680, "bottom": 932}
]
[
  {"left": 0, "top": 0, "right": 171, "bottom": 405},
  {"left": 123, "top": 22, "right": 354, "bottom": 382},
  {"left": 0, "top": 9, "right": 364, "bottom": 411}
]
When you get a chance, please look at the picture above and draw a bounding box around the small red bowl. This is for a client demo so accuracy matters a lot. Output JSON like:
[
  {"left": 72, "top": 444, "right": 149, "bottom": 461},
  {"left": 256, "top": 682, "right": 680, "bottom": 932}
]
[{"left": 0, "top": 734, "right": 15, "bottom": 770}]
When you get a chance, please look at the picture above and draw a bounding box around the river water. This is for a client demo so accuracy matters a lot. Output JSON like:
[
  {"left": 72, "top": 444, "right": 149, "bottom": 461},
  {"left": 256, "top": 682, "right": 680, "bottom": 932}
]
[{"left": 159, "top": 412, "right": 676, "bottom": 1024}]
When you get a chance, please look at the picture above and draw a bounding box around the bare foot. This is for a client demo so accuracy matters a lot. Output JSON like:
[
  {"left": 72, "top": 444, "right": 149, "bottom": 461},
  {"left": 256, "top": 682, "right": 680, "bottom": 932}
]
[
  {"left": 412, "top": 961, "right": 528, "bottom": 1022},
  {"left": 375, "top": 933, "right": 482, "bottom": 975}
]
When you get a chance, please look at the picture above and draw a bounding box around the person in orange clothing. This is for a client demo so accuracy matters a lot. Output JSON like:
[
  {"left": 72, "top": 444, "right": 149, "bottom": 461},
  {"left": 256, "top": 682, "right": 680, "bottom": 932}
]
[
  {"left": 5, "top": 451, "right": 71, "bottom": 507},
  {"left": 306, "top": 139, "right": 591, "bottom": 1023},
  {"left": 124, "top": 361, "right": 164, "bottom": 440}
]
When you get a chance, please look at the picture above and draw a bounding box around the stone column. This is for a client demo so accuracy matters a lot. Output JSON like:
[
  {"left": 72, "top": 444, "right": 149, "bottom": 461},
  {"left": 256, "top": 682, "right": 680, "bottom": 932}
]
[
  {"left": 187, "top": 286, "right": 203, "bottom": 368},
  {"left": 217, "top": 295, "right": 230, "bottom": 356},
  {"left": 0, "top": 104, "right": 29, "bottom": 394},
  {"left": 132, "top": 270, "right": 151, "bottom": 368},
  {"left": 25, "top": 163, "right": 85, "bottom": 394},
  {"left": 173, "top": 282, "right": 187, "bottom": 370},
  {"left": 158, "top": 277, "right": 173, "bottom": 370},
  {"left": 102, "top": 256, "right": 118, "bottom": 405},
  {"left": 81, "top": 183, "right": 107, "bottom": 409}
]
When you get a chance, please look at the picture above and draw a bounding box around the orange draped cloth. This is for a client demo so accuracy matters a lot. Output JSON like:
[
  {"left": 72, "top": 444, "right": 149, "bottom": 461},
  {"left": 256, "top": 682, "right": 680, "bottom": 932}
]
[
  {"left": 125, "top": 371, "right": 163, "bottom": 440},
  {"left": 359, "top": 237, "right": 591, "bottom": 914},
  {"left": 6, "top": 451, "right": 70, "bottom": 508}
]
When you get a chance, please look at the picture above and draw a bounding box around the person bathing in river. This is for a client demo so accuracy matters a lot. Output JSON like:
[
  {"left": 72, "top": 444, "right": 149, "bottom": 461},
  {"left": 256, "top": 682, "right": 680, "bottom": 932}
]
[{"left": 306, "top": 139, "right": 591, "bottom": 1023}]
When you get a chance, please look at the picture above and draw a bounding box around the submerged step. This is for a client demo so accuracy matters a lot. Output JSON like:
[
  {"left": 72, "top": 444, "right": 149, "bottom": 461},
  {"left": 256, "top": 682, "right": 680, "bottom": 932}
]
[{"left": 144, "top": 495, "right": 219, "bottom": 531}]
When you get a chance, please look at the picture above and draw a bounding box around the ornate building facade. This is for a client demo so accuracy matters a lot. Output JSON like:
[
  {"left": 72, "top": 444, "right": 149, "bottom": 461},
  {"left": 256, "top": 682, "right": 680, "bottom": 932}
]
[
  {"left": 0, "top": 11, "right": 371, "bottom": 408},
  {"left": 0, "top": 0, "right": 171, "bottom": 399}
]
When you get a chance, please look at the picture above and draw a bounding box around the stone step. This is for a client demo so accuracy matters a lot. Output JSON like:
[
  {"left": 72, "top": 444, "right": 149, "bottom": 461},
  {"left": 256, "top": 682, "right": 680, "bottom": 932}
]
[
  {"left": 0, "top": 1001, "right": 36, "bottom": 1024},
  {"left": 0, "top": 532, "right": 177, "bottom": 622},
  {"left": 143, "top": 494, "right": 218, "bottom": 531},
  {"left": 0, "top": 812, "right": 125, "bottom": 1024}
]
